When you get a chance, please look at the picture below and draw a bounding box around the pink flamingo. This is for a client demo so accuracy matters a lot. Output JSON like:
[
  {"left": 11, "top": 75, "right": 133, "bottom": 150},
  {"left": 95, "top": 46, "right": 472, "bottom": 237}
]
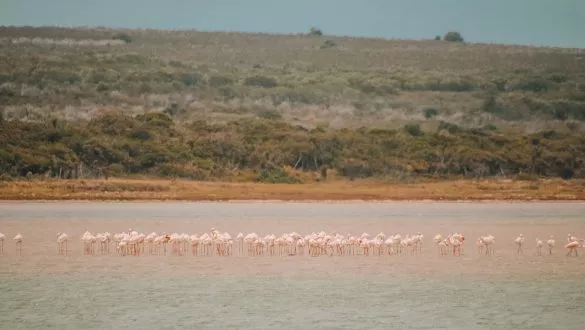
[
  {"left": 565, "top": 240, "right": 579, "bottom": 257},
  {"left": 448, "top": 233, "right": 465, "bottom": 256}
]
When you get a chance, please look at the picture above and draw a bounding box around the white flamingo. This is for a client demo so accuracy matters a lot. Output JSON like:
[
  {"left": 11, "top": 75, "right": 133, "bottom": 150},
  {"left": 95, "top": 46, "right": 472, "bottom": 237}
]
[
  {"left": 546, "top": 235, "right": 555, "bottom": 255},
  {"left": 81, "top": 231, "right": 95, "bottom": 255},
  {"left": 57, "top": 232, "right": 69, "bottom": 255},
  {"left": 13, "top": 233, "right": 23, "bottom": 256},
  {"left": 244, "top": 233, "right": 258, "bottom": 256},
  {"left": 432, "top": 234, "right": 444, "bottom": 254},
  {"left": 235, "top": 232, "right": 244, "bottom": 256},
  {"left": 514, "top": 234, "right": 525, "bottom": 255},
  {"left": 535, "top": 238, "right": 543, "bottom": 256},
  {"left": 476, "top": 237, "right": 485, "bottom": 255},
  {"left": 0, "top": 232, "right": 5, "bottom": 255},
  {"left": 481, "top": 235, "right": 495, "bottom": 256},
  {"left": 438, "top": 239, "right": 449, "bottom": 256}
]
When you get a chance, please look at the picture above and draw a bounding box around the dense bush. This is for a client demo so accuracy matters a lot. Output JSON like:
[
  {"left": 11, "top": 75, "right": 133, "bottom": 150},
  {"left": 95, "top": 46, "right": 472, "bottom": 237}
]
[
  {"left": 1, "top": 113, "right": 585, "bottom": 180},
  {"left": 243, "top": 76, "right": 278, "bottom": 88},
  {"left": 320, "top": 40, "right": 337, "bottom": 49},
  {"left": 112, "top": 33, "right": 133, "bottom": 43}
]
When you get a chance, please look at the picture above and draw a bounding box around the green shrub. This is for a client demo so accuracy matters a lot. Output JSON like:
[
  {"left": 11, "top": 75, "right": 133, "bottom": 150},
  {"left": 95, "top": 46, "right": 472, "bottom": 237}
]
[
  {"left": 256, "top": 168, "right": 301, "bottom": 183},
  {"left": 178, "top": 73, "right": 202, "bottom": 86},
  {"left": 135, "top": 112, "right": 173, "bottom": 128},
  {"left": 404, "top": 124, "right": 422, "bottom": 136},
  {"left": 208, "top": 75, "right": 233, "bottom": 87},
  {"left": 483, "top": 124, "right": 498, "bottom": 131},
  {"left": 244, "top": 76, "right": 278, "bottom": 88},
  {"left": 258, "top": 110, "right": 283, "bottom": 120},
  {"left": 423, "top": 108, "right": 440, "bottom": 119},
  {"left": 438, "top": 121, "right": 460, "bottom": 134},
  {"left": 112, "top": 33, "right": 133, "bottom": 43},
  {"left": 320, "top": 40, "right": 337, "bottom": 49}
]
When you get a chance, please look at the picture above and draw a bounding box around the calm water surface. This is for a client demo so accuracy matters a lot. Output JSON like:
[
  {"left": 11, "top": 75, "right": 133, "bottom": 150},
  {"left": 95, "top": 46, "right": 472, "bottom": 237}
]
[{"left": 1, "top": 201, "right": 584, "bottom": 329}]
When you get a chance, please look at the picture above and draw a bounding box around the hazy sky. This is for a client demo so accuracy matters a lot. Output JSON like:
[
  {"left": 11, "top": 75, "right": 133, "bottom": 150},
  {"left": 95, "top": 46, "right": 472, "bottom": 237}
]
[{"left": 2, "top": 0, "right": 584, "bottom": 48}]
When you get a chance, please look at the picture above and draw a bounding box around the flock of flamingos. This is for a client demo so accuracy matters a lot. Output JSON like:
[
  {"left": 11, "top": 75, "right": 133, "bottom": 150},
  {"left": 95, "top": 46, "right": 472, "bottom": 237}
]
[{"left": 0, "top": 229, "right": 584, "bottom": 258}]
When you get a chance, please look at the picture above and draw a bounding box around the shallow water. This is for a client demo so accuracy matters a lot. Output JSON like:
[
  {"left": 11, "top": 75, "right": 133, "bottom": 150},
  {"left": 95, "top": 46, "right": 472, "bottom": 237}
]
[{"left": 1, "top": 201, "right": 585, "bottom": 329}]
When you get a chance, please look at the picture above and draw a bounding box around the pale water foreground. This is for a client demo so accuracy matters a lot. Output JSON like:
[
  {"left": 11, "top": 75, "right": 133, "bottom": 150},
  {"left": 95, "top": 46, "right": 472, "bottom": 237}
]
[{"left": 1, "top": 201, "right": 585, "bottom": 329}]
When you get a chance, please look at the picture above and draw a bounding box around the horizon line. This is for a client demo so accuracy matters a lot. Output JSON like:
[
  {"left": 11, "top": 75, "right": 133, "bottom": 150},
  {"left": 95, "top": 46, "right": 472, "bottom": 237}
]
[{"left": 2, "top": 24, "right": 584, "bottom": 51}]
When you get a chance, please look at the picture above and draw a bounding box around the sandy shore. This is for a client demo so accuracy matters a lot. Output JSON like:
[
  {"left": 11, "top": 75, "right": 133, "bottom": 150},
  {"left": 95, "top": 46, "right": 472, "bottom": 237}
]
[{"left": 0, "top": 177, "right": 584, "bottom": 201}]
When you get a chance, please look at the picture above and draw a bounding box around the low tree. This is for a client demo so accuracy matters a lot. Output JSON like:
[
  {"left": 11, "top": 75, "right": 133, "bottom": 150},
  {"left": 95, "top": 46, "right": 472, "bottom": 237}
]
[
  {"left": 443, "top": 31, "right": 464, "bottom": 43},
  {"left": 308, "top": 27, "right": 323, "bottom": 37}
]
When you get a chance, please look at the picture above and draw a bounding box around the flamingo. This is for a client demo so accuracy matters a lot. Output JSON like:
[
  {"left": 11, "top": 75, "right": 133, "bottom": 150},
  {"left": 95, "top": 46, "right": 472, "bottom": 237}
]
[
  {"left": 514, "top": 234, "right": 525, "bottom": 255},
  {"left": 565, "top": 234, "right": 580, "bottom": 257},
  {"left": 433, "top": 234, "right": 443, "bottom": 255},
  {"left": 476, "top": 237, "right": 485, "bottom": 255},
  {"left": 565, "top": 240, "right": 579, "bottom": 257},
  {"left": 0, "top": 232, "right": 5, "bottom": 255},
  {"left": 481, "top": 235, "right": 495, "bottom": 256},
  {"left": 546, "top": 235, "right": 555, "bottom": 255},
  {"left": 13, "top": 233, "right": 23, "bottom": 256},
  {"left": 8, "top": 227, "right": 585, "bottom": 261},
  {"left": 535, "top": 238, "right": 543, "bottom": 256},
  {"left": 567, "top": 233, "right": 578, "bottom": 243},
  {"left": 412, "top": 232, "right": 424, "bottom": 254},
  {"left": 81, "top": 231, "right": 95, "bottom": 255},
  {"left": 244, "top": 233, "right": 258, "bottom": 256},
  {"left": 438, "top": 239, "right": 449, "bottom": 256},
  {"left": 235, "top": 233, "right": 244, "bottom": 256},
  {"left": 57, "top": 232, "right": 69, "bottom": 255},
  {"left": 296, "top": 238, "right": 306, "bottom": 256},
  {"left": 448, "top": 233, "right": 465, "bottom": 256}
]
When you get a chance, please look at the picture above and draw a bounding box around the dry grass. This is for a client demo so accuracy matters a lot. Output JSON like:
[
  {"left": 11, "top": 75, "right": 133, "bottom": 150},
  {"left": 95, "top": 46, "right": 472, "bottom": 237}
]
[
  {"left": 1, "top": 178, "right": 584, "bottom": 201},
  {"left": 1, "top": 26, "right": 583, "bottom": 132}
]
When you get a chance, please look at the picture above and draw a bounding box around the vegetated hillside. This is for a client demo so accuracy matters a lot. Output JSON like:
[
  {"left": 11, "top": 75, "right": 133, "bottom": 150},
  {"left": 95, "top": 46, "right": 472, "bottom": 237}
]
[
  {"left": 0, "top": 26, "right": 584, "bottom": 182},
  {"left": 0, "top": 26, "right": 584, "bottom": 132}
]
